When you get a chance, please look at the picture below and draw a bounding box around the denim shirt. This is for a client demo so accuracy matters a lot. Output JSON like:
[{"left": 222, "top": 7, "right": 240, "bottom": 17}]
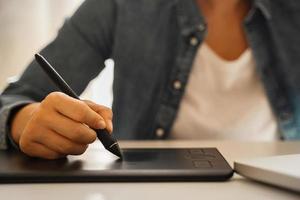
[{"left": 1, "top": 0, "right": 300, "bottom": 149}]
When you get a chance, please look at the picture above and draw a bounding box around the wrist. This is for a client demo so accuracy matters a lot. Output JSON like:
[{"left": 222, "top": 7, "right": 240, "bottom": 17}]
[{"left": 10, "top": 103, "right": 39, "bottom": 145}]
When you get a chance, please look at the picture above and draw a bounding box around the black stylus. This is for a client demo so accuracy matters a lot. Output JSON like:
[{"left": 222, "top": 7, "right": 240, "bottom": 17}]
[{"left": 35, "top": 53, "right": 123, "bottom": 159}]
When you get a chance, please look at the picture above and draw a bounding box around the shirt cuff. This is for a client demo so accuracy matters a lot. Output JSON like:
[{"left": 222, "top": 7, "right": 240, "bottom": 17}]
[{"left": 0, "top": 101, "right": 34, "bottom": 150}]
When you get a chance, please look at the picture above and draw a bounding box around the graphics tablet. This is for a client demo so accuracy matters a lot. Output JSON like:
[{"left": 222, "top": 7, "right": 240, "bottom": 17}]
[{"left": 0, "top": 147, "right": 233, "bottom": 183}]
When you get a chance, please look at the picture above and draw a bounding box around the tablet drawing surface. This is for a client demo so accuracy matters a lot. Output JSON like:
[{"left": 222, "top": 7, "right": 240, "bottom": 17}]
[{"left": 0, "top": 148, "right": 233, "bottom": 183}]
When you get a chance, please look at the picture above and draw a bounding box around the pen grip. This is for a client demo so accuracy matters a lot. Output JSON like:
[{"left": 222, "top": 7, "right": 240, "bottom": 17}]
[{"left": 95, "top": 129, "right": 117, "bottom": 148}]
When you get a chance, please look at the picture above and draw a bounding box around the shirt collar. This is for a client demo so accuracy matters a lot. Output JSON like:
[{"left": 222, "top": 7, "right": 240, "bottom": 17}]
[
  {"left": 176, "top": 0, "right": 206, "bottom": 37},
  {"left": 176, "top": 0, "right": 272, "bottom": 37}
]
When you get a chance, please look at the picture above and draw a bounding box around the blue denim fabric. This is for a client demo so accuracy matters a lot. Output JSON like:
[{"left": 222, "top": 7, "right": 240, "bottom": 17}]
[{"left": 1, "top": 0, "right": 300, "bottom": 149}]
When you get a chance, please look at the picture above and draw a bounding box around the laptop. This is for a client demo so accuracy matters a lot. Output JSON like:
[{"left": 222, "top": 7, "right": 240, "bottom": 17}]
[
  {"left": 0, "top": 147, "right": 233, "bottom": 183},
  {"left": 234, "top": 154, "right": 300, "bottom": 192}
]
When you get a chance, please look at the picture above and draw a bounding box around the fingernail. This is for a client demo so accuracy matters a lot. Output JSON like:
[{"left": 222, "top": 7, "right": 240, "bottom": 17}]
[{"left": 97, "top": 120, "right": 106, "bottom": 129}]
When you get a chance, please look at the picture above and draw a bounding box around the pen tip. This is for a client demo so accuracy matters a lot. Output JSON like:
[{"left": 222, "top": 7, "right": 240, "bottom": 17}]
[{"left": 109, "top": 143, "right": 123, "bottom": 159}]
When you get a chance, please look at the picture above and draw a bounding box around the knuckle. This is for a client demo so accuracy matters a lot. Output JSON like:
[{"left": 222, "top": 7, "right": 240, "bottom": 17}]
[
  {"left": 101, "top": 107, "right": 113, "bottom": 119},
  {"left": 73, "top": 125, "right": 83, "bottom": 136},
  {"left": 73, "top": 110, "right": 84, "bottom": 122},
  {"left": 44, "top": 92, "right": 66, "bottom": 106},
  {"left": 72, "top": 126, "right": 86, "bottom": 141},
  {"left": 78, "top": 100, "right": 88, "bottom": 108},
  {"left": 40, "top": 101, "right": 51, "bottom": 111},
  {"left": 61, "top": 143, "right": 74, "bottom": 154},
  {"left": 72, "top": 125, "right": 96, "bottom": 144},
  {"left": 49, "top": 91, "right": 64, "bottom": 99},
  {"left": 106, "top": 109, "right": 113, "bottom": 119},
  {"left": 24, "top": 122, "right": 35, "bottom": 134},
  {"left": 19, "top": 138, "right": 32, "bottom": 154},
  {"left": 19, "top": 136, "right": 63, "bottom": 160},
  {"left": 74, "top": 103, "right": 89, "bottom": 122},
  {"left": 82, "top": 99, "right": 93, "bottom": 105},
  {"left": 89, "top": 131, "right": 97, "bottom": 143},
  {"left": 23, "top": 124, "right": 42, "bottom": 143},
  {"left": 37, "top": 111, "right": 52, "bottom": 125},
  {"left": 23, "top": 122, "right": 44, "bottom": 143},
  {"left": 42, "top": 92, "right": 59, "bottom": 107},
  {"left": 91, "top": 116, "right": 101, "bottom": 128},
  {"left": 84, "top": 130, "right": 97, "bottom": 144},
  {"left": 33, "top": 109, "right": 52, "bottom": 127},
  {"left": 40, "top": 98, "right": 50, "bottom": 109},
  {"left": 52, "top": 142, "right": 66, "bottom": 154},
  {"left": 73, "top": 144, "right": 88, "bottom": 155},
  {"left": 46, "top": 92, "right": 59, "bottom": 101}
]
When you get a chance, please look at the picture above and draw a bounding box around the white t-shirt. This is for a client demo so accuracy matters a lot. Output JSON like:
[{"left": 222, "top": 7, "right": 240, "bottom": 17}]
[{"left": 171, "top": 43, "right": 278, "bottom": 141}]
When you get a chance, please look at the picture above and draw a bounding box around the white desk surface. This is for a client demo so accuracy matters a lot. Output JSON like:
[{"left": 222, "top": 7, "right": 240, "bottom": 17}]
[{"left": 1, "top": 140, "right": 300, "bottom": 200}]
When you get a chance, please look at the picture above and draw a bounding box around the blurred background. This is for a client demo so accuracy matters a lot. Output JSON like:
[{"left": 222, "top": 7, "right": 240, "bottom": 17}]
[{"left": 0, "top": 0, "right": 113, "bottom": 107}]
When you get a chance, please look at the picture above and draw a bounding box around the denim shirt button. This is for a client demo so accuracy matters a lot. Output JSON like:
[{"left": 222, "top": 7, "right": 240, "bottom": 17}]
[
  {"left": 173, "top": 80, "right": 182, "bottom": 90},
  {"left": 155, "top": 128, "right": 165, "bottom": 138},
  {"left": 197, "top": 24, "right": 206, "bottom": 32},
  {"left": 190, "top": 37, "right": 198, "bottom": 46}
]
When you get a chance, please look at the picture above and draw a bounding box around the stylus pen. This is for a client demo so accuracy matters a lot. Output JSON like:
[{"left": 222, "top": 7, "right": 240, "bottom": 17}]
[{"left": 35, "top": 53, "right": 123, "bottom": 159}]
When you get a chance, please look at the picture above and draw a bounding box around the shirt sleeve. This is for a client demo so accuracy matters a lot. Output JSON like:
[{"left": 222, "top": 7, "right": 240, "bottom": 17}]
[
  {"left": 0, "top": 99, "right": 34, "bottom": 150},
  {"left": 0, "top": 0, "right": 116, "bottom": 149}
]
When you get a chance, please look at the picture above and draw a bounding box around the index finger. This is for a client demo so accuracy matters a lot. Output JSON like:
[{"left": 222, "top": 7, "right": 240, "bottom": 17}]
[
  {"left": 83, "top": 100, "right": 113, "bottom": 133},
  {"left": 45, "top": 92, "right": 106, "bottom": 129}
]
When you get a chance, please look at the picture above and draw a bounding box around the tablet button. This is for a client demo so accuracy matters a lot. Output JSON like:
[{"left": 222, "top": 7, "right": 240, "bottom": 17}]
[
  {"left": 193, "top": 160, "right": 212, "bottom": 168},
  {"left": 188, "top": 149, "right": 205, "bottom": 154},
  {"left": 189, "top": 154, "right": 216, "bottom": 160}
]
